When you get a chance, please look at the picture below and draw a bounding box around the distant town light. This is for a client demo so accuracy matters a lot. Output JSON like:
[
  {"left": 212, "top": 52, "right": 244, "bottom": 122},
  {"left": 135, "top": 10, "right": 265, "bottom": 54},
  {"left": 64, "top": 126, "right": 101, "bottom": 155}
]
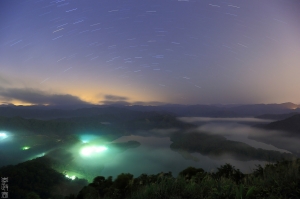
[
  {"left": 22, "top": 146, "right": 30, "bottom": 150},
  {"left": 0, "top": 132, "right": 8, "bottom": 139},
  {"left": 79, "top": 134, "right": 100, "bottom": 143},
  {"left": 65, "top": 175, "right": 76, "bottom": 180},
  {"left": 95, "top": 146, "right": 108, "bottom": 152},
  {"left": 81, "top": 146, "right": 94, "bottom": 156},
  {"left": 80, "top": 146, "right": 108, "bottom": 157}
]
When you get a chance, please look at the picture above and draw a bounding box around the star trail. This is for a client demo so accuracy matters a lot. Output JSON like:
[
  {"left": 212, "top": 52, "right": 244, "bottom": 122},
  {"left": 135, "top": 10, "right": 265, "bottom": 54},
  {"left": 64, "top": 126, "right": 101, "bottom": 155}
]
[{"left": 0, "top": 0, "right": 300, "bottom": 106}]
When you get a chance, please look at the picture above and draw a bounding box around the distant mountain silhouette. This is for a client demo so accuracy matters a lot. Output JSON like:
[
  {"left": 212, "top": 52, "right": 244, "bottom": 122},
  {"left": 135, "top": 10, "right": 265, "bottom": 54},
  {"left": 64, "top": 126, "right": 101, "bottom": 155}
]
[
  {"left": 1, "top": 102, "right": 298, "bottom": 119},
  {"left": 249, "top": 114, "right": 300, "bottom": 157},
  {"left": 0, "top": 106, "right": 138, "bottom": 120},
  {"left": 0, "top": 111, "right": 193, "bottom": 136},
  {"left": 170, "top": 131, "right": 295, "bottom": 161},
  {"left": 263, "top": 114, "right": 300, "bottom": 136},
  {"left": 255, "top": 112, "right": 300, "bottom": 120},
  {"left": 227, "top": 102, "right": 299, "bottom": 117}
]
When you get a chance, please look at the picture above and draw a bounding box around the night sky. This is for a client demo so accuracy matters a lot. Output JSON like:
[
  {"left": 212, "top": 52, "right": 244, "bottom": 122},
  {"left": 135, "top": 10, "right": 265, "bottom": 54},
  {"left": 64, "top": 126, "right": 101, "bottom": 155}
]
[{"left": 1, "top": 0, "right": 300, "bottom": 106}]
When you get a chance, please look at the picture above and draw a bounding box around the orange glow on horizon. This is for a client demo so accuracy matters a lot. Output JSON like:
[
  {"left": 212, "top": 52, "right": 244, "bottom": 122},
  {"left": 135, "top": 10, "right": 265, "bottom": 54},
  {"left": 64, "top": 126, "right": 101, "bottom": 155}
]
[{"left": 1, "top": 101, "right": 35, "bottom": 106}]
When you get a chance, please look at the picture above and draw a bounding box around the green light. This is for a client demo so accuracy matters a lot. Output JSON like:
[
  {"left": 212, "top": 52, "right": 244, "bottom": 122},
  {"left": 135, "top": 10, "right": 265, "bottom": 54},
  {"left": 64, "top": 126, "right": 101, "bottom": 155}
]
[
  {"left": 0, "top": 132, "right": 8, "bottom": 139},
  {"left": 81, "top": 147, "right": 94, "bottom": 156},
  {"left": 95, "top": 146, "right": 108, "bottom": 152},
  {"left": 65, "top": 174, "right": 76, "bottom": 180},
  {"left": 37, "top": 153, "right": 45, "bottom": 157},
  {"left": 80, "top": 145, "right": 107, "bottom": 157},
  {"left": 22, "top": 146, "right": 30, "bottom": 150}
]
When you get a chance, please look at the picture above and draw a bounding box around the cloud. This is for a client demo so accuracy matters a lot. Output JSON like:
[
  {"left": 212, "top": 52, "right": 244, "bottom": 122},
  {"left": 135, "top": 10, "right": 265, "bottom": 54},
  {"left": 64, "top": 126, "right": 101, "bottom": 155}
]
[
  {"left": 99, "top": 94, "right": 165, "bottom": 106},
  {"left": 99, "top": 94, "right": 130, "bottom": 106},
  {"left": 0, "top": 87, "right": 90, "bottom": 106}
]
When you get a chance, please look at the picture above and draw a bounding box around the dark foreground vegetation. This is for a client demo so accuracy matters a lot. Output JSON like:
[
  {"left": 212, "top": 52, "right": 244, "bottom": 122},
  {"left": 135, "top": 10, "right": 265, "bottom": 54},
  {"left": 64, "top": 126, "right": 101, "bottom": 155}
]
[
  {"left": 72, "top": 159, "right": 300, "bottom": 199},
  {"left": 1, "top": 157, "right": 299, "bottom": 199}
]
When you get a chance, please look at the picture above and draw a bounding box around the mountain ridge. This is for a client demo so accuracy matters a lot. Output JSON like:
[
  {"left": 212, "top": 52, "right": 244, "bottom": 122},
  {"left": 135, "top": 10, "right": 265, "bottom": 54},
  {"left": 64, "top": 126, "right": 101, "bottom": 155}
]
[
  {"left": 263, "top": 114, "right": 300, "bottom": 136},
  {"left": 0, "top": 102, "right": 299, "bottom": 119}
]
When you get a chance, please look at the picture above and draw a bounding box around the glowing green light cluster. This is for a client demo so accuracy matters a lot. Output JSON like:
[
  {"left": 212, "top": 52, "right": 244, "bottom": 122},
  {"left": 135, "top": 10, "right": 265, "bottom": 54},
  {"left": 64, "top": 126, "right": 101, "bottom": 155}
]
[
  {"left": 65, "top": 174, "right": 76, "bottom": 180},
  {"left": 0, "top": 132, "right": 8, "bottom": 140},
  {"left": 79, "top": 134, "right": 99, "bottom": 144},
  {"left": 37, "top": 153, "right": 45, "bottom": 157},
  {"left": 22, "top": 146, "right": 30, "bottom": 150},
  {"left": 80, "top": 146, "right": 108, "bottom": 157}
]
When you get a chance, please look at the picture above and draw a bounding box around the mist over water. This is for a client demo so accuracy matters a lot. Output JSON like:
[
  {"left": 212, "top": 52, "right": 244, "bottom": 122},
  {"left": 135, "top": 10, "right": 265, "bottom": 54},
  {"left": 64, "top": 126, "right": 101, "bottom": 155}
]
[
  {"left": 99, "top": 135, "right": 269, "bottom": 177},
  {"left": 178, "top": 117, "right": 291, "bottom": 152},
  {"left": 178, "top": 117, "right": 274, "bottom": 123},
  {"left": 196, "top": 122, "right": 290, "bottom": 153},
  {"left": 1, "top": 117, "right": 297, "bottom": 180}
]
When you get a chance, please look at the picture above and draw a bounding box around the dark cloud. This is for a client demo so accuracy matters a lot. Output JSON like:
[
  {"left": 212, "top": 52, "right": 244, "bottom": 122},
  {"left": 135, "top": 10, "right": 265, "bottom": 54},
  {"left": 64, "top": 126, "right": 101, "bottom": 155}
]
[
  {"left": 104, "top": 95, "right": 129, "bottom": 101},
  {"left": 98, "top": 94, "right": 130, "bottom": 105},
  {"left": 0, "top": 87, "right": 90, "bottom": 106},
  {"left": 100, "top": 100, "right": 165, "bottom": 106},
  {"left": 99, "top": 94, "right": 165, "bottom": 106}
]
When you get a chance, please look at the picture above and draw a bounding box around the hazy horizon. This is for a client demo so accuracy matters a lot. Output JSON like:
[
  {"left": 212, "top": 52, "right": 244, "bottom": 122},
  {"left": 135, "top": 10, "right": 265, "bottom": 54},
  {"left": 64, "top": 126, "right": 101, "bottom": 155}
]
[{"left": 0, "top": 101, "right": 299, "bottom": 107}]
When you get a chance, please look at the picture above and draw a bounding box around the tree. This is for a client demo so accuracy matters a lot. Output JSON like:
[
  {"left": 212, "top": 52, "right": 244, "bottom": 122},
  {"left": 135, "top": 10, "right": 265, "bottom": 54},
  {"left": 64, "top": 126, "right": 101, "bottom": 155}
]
[
  {"left": 25, "top": 192, "right": 41, "bottom": 199},
  {"left": 215, "top": 163, "right": 245, "bottom": 184},
  {"left": 111, "top": 173, "right": 134, "bottom": 198},
  {"left": 89, "top": 176, "right": 113, "bottom": 197},
  {"left": 179, "top": 167, "right": 205, "bottom": 180},
  {"left": 76, "top": 186, "right": 100, "bottom": 199}
]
